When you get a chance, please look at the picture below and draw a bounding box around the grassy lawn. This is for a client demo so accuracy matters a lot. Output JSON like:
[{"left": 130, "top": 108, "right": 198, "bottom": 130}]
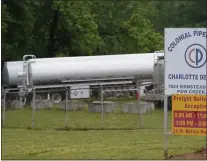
[{"left": 2, "top": 107, "right": 206, "bottom": 159}]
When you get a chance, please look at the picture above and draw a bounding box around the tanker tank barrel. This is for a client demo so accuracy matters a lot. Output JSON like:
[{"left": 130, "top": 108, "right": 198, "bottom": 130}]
[{"left": 3, "top": 52, "right": 162, "bottom": 88}]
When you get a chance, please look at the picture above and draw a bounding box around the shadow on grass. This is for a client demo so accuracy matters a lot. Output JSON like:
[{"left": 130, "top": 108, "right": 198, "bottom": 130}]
[
  {"left": 55, "top": 127, "right": 141, "bottom": 131},
  {"left": 2, "top": 126, "right": 164, "bottom": 131}
]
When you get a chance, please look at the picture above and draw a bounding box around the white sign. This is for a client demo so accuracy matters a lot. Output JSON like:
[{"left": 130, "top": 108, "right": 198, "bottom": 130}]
[
  {"left": 70, "top": 85, "right": 90, "bottom": 99},
  {"left": 164, "top": 28, "right": 207, "bottom": 95}
]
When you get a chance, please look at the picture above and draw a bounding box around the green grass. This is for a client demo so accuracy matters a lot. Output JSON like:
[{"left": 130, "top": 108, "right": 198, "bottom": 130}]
[{"left": 2, "top": 107, "right": 206, "bottom": 160}]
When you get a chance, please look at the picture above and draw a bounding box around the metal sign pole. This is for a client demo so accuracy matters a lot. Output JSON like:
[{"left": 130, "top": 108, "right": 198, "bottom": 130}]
[
  {"left": 65, "top": 89, "right": 68, "bottom": 129},
  {"left": 31, "top": 88, "right": 36, "bottom": 128},
  {"left": 164, "top": 94, "right": 168, "bottom": 159},
  {"left": 164, "top": 29, "right": 168, "bottom": 160},
  {"left": 100, "top": 85, "right": 104, "bottom": 130}
]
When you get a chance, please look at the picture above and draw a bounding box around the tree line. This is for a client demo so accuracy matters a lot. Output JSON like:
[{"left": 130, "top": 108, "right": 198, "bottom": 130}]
[{"left": 2, "top": 0, "right": 206, "bottom": 62}]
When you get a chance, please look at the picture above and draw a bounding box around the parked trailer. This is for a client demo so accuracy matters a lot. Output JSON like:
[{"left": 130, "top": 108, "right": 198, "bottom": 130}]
[
  {"left": 3, "top": 53, "right": 161, "bottom": 86},
  {"left": 2, "top": 52, "right": 163, "bottom": 104}
]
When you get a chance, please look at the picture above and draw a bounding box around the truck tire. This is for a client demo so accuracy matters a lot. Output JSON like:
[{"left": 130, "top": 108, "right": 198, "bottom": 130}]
[{"left": 51, "top": 93, "right": 62, "bottom": 104}]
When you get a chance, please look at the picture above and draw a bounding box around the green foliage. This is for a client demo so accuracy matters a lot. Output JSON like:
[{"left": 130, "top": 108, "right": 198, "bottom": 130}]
[
  {"left": 55, "top": 1, "right": 102, "bottom": 56},
  {"left": 92, "top": 1, "right": 163, "bottom": 54},
  {"left": 2, "top": 0, "right": 206, "bottom": 61}
]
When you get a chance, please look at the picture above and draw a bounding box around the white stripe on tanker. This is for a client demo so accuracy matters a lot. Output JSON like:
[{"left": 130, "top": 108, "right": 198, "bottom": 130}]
[{"left": 2, "top": 53, "right": 163, "bottom": 86}]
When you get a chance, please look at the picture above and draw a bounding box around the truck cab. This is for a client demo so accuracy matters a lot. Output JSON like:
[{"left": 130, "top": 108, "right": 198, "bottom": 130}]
[{"left": 143, "top": 51, "right": 172, "bottom": 110}]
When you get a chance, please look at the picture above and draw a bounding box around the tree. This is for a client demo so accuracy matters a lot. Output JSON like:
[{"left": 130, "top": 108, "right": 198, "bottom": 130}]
[
  {"left": 54, "top": 1, "right": 102, "bottom": 56},
  {"left": 92, "top": 1, "right": 163, "bottom": 54},
  {"left": 2, "top": 0, "right": 205, "bottom": 61}
]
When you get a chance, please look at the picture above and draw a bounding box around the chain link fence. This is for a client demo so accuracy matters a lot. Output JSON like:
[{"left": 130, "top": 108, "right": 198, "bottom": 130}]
[{"left": 2, "top": 85, "right": 166, "bottom": 131}]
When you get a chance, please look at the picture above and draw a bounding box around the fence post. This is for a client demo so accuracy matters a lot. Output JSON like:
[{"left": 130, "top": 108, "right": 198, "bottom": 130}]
[
  {"left": 136, "top": 82, "right": 143, "bottom": 129},
  {"left": 65, "top": 89, "right": 69, "bottom": 129},
  {"left": 100, "top": 85, "right": 104, "bottom": 130},
  {"left": 2, "top": 91, "right": 7, "bottom": 127},
  {"left": 31, "top": 88, "right": 36, "bottom": 128}
]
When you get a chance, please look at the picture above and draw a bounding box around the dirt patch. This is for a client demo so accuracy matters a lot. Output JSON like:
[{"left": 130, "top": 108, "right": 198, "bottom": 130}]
[{"left": 169, "top": 147, "right": 207, "bottom": 160}]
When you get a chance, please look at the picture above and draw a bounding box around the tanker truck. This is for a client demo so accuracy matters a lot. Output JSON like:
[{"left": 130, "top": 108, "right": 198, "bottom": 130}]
[
  {"left": 142, "top": 54, "right": 172, "bottom": 110},
  {"left": 2, "top": 51, "right": 166, "bottom": 107}
]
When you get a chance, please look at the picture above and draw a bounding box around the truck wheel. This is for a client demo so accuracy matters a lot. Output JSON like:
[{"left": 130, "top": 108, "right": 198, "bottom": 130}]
[{"left": 51, "top": 93, "right": 62, "bottom": 104}]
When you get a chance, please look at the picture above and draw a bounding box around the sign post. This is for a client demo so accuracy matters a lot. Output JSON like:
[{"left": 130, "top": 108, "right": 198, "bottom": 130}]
[{"left": 164, "top": 28, "right": 207, "bottom": 159}]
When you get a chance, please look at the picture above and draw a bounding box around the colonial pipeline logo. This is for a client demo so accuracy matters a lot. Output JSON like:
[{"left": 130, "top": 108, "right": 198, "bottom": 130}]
[{"left": 185, "top": 44, "right": 207, "bottom": 68}]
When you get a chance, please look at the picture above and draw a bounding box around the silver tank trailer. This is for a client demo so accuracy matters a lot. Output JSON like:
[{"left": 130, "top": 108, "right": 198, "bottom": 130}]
[{"left": 3, "top": 53, "right": 158, "bottom": 87}]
